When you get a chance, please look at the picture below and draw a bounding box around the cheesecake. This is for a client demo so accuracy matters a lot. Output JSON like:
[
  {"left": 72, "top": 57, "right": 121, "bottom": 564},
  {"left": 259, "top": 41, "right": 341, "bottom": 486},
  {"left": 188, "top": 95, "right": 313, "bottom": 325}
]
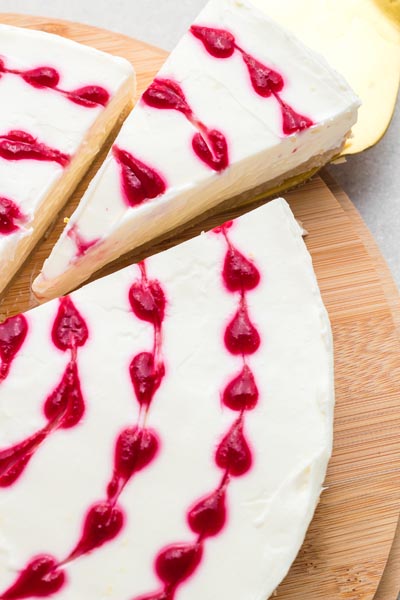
[
  {"left": 0, "top": 24, "right": 135, "bottom": 295},
  {"left": 0, "top": 199, "right": 334, "bottom": 600},
  {"left": 33, "top": 0, "right": 360, "bottom": 302}
]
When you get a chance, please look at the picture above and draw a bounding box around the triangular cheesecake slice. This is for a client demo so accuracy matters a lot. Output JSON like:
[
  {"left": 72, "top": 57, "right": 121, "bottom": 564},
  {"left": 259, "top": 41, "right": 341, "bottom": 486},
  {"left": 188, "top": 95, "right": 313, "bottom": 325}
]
[
  {"left": 0, "top": 24, "right": 135, "bottom": 295},
  {"left": 33, "top": 0, "right": 360, "bottom": 301},
  {"left": 0, "top": 199, "right": 333, "bottom": 600}
]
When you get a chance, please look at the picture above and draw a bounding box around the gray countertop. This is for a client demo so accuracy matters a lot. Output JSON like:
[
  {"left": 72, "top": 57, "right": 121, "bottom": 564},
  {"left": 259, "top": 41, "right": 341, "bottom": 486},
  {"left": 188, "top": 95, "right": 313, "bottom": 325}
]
[{"left": 1, "top": 0, "right": 399, "bottom": 285}]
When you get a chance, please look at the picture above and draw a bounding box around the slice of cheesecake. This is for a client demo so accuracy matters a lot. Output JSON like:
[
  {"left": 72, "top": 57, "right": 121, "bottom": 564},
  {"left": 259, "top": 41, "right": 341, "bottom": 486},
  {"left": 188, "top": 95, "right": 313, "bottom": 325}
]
[
  {"left": 0, "top": 24, "right": 135, "bottom": 295},
  {"left": 0, "top": 199, "right": 334, "bottom": 600},
  {"left": 33, "top": 0, "right": 360, "bottom": 302}
]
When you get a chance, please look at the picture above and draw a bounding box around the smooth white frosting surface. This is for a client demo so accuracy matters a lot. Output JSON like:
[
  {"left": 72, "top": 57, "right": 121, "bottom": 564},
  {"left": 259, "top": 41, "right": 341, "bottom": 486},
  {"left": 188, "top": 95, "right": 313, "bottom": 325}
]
[
  {"left": 0, "top": 198, "right": 334, "bottom": 600},
  {"left": 35, "top": 0, "right": 360, "bottom": 297},
  {"left": 0, "top": 24, "right": 134, "bottom": 267}
]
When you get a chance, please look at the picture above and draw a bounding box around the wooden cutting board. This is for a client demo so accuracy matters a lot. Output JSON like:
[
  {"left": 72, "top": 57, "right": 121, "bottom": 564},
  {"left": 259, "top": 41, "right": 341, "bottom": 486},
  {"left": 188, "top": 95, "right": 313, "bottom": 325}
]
[{"left": 0, "top": 14, "right": 399, "bottom": 600}]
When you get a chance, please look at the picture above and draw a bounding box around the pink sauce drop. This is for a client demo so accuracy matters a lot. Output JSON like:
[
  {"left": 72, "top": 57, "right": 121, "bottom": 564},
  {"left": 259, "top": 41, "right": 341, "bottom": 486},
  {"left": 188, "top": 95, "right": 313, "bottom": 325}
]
[
  {"left": 155, "top": 543, "right": 203, "bottom": 587},
  {"left": 52, "top": 296, "right": 89, "bottom": 351},
  {"left": 107, "top": 427, "right": 159, "bottom": 500},
  {"left": 0, "top": 197, "right": 26, "bottom": 236},
  {"left": 143, "top": 79, "right": 191, "bottom": 115},
  {"left": 0, "top": 130, "right": 70, "bottom": 167},
  {"left": 188, "top": 488, "right": 226, "bottom": 537},
  {"left": 142, "top": 78, "right": 229, "bottom": 172},
  {"left": 130, "top": 352, "right": 165, "bottom": 408},
  {"left": 0, "top": 314, "right": 28, "bottom": 381},
  {"left": 190, "top": 25, "right": 314, "bottom": 134},
  {"left": 68, "top": 85, "right": 109, "bottom": 108},
  {"left": 1, "top": 59, "right": 109, "bottom": 108},
  {"left": 276, "top": 96, "right": 314, "bottom": 135},
  {"left": 43, "top": 360, "right": 84, "bottom": 429},
  {"left": 67, "top": 502, "right": 124, "bottom": 562},
  {"left": 222, "top": 365, "right": 258, "bottom": 411},
  {"left": 192, "top": 129, "right": 228, "bottom": 172},
  {"left": 1, "top": 556, "right": 65, "bottom": 599},
  {"left": 22, "top": 67, "right": 60, "bottom": 89},
  {"left": 224, "top": 302, "right": 260, "bottom": 355},
  {"left": 113, "top": 146, "right": 167, "bottom": 207},
  {"left": 223, "top": 246, "right": 260, "bottom": 292},
  {"left": 190, "top": 25, "right": 235, "bottom": 58},
  {"left": 216, "top": 417, "right": 252, "bottom": 476},
  {"left": 129, "top": 279, "right": 166, "bottom": 326},
  {"left": 241, "top": 51, "right": 284, "bottom": 97}
]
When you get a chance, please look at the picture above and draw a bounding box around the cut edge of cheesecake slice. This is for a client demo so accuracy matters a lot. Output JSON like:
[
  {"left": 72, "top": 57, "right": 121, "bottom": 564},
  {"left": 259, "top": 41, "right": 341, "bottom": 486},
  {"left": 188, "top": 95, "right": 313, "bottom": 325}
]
[
  {"left": 32, "top": 0, "right": 360, "bottom": 302},
  {"left": 0, "top": 197, "right": 334, "bottom": 600},
  {"left": 0, "top": 24, "right": 135, "bottom": 297}
]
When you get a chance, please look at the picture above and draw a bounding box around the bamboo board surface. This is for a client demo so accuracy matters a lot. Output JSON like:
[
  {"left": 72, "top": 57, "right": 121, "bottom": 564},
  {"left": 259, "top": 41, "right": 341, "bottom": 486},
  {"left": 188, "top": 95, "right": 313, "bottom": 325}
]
[
  {"left": 374, "top": 518, "right": 400, "bottom": 600},
  {"left": 0, "top": 14, "right": 399, "bottom": 600},
  {"left": 326, "top": 175, "right": 400, "bottom": 600}
]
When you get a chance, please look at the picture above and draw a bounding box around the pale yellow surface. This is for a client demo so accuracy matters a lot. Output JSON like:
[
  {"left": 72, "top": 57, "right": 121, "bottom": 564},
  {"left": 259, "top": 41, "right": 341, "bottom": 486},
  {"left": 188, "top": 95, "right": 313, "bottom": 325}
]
[{"left": 251, "top": 0, "right": 400, "bottom": 154}]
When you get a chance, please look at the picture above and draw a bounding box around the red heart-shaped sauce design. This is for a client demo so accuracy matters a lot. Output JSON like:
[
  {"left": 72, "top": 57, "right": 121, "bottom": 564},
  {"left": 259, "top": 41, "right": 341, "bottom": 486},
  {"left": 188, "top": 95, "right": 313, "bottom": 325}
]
[
  {"left": 1, "top": 556, "right": 65, "bottom": 599},
  {"left": 192, "top": 129, "right": 228, "bottom": 172}
]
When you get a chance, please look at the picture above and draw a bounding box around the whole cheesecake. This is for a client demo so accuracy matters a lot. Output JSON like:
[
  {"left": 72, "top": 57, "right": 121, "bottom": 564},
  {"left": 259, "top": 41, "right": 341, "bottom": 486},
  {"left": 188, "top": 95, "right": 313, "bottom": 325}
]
[
  {"left": 0, "top": 24, "right": 135, "bottom": 296},
  {"left": 33, "top": 0, "right": 360, "bottom": 301},
  {"left": 0, "top": 199, "right": 334, "bottom": 600}
]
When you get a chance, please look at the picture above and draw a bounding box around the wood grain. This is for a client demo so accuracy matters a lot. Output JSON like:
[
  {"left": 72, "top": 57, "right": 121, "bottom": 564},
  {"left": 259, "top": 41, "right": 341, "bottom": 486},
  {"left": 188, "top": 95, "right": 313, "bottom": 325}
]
[
  {"left": 0, "top": 14, "right": 399, "bottom": 600},
  {"left": 324, "top": 174, "right": 400, "bottom": 600},
  {"left": 374, "top": 517, "right": 400, "bottom": 600}
]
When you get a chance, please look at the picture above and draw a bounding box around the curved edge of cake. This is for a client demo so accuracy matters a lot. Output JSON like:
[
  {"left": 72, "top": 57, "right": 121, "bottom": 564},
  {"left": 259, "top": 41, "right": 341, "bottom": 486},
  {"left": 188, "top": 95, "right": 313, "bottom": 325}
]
[
  {"left": 263, "top": 198, "right": 335, "bottom": 597},
  {"left": 0, "top": 198, "right": 335, "bottom": 599}
]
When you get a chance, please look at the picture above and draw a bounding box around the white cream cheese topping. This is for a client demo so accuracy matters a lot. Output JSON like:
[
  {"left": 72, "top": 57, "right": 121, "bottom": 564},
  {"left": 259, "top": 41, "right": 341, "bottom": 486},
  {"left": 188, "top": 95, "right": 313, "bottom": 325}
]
[{"left": 0, "top": 199, "right": 334, "bottom": 600}]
